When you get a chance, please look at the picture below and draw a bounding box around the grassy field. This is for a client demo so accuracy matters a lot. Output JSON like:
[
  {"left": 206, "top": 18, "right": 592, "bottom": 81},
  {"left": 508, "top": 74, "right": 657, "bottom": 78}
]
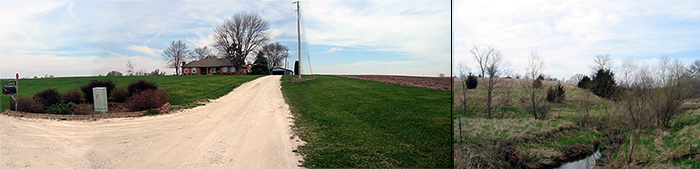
[
  {"left": 280, "top": 75, "right": 452, "bottom": 168},
  {"left": 454, "top": 77, "right": 700, "bottom": 168},
  {"left": 1, "top": 75, "right": 262, "bottom": 112}
]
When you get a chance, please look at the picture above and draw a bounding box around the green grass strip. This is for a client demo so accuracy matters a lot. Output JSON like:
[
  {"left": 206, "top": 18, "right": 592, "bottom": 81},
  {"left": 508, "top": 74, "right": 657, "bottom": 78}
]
[{"left": 281, "top": 75, "right": 451, "bottom": 168}]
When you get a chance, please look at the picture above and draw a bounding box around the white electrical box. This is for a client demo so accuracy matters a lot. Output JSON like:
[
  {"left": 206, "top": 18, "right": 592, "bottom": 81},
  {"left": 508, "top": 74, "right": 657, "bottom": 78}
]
[{"left": 93, "top": 87, "right": 108, "bottom": 113}]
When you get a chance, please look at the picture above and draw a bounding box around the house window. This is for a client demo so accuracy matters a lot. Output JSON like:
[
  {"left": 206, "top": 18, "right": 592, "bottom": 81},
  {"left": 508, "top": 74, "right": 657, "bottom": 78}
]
[
  {"left": 222, "top": 67, "right": 228, "bottom": 72},
  {"left": 184, "top": 68, "right": 189, "bottom": 74},
  {"left": 230, "top": 67, "right": 235, "bottom": 72},
  {"left": 192, "top": 68, "right": 197, "bottom": 73},
  {"left": 210, "top": 68, "right": 216, "bottom": 73}
]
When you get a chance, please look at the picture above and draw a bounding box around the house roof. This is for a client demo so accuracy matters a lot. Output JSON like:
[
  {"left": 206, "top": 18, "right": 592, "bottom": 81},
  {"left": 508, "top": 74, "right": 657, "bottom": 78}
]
[{"left": 182, "top": 58, "right": 234, "bottom": 68}]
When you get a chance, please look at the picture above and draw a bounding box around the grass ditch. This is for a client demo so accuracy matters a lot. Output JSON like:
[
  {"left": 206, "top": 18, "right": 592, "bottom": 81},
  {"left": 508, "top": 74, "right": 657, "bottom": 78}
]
[
  {"left": 1, "top": 75, "right": 262, "bottom": 112},
  {"left": 280, "top": 75, "right": 451, "bottom": 168}
]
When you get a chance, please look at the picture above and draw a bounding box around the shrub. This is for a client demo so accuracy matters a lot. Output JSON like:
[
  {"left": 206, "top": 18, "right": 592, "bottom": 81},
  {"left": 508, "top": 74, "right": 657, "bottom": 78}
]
[
  {"left": 70, "top": 104, "right": 92, "bottom": 115},
  {"left": 63, "top": 88, "right": 82, "bottom": 104},
  {"left": 533, "top": 79, "right": 543, "bottom": 88},
  {"left": 546, "top": 83, "right": 566, "bottom": 103},
  {"left": 128, "top": 80, "right": 158, "bottom": 96},
  {"left": 45, "top": 103, "right": 76, "bottom": 114},
  {"left": 80, "top": 80, "right": 116, "bottom": 103},
  {"left": 34, "top": 88, "right": 61, "bottom": 107},
  {"left": 112, "top": 87, "right": 129, "bottom": 103},
  {"left": 17, "top": 97, "right": 45, "bottom": 113},
  {"left": 143, "top": 109, "right": 161, "bottom": 116},
  {"left": 125, "top": 89, "right": 170, "bottom": 111},
  {"left": 466, "top": 73, "right": 478, "bottom": 89}
]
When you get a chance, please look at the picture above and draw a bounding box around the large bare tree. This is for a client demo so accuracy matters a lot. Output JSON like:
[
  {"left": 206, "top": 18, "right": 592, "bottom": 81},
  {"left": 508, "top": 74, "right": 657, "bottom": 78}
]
[
  {"left": 191, "top": 46, "right": 213, "bottom": 60},
  {"left": 261, "top": 42, "right": 289, "bottom": 69},
  {"left": 521, "top": 51, "right": 550, "bottom": 120},
  {"left": 212, "top": 12, "right": 270, "bottom": 71},
  {"left": 162, "top": 39, "right": 190, "bottom": 75},
  {"left": 470, "top": 46, "right": 507, "bottom": 118}
]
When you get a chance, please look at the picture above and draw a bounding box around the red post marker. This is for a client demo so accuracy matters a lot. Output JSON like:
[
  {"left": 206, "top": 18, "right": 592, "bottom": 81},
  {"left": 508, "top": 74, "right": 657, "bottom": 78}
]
[{"left": 16, "top": 73, "right": 19, "bottom": 80}]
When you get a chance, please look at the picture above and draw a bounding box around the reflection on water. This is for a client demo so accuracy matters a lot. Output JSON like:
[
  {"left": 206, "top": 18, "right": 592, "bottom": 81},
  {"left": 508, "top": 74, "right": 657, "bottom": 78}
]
[{"left": 556, "top": 148, "right": 601, "bottom": 169}]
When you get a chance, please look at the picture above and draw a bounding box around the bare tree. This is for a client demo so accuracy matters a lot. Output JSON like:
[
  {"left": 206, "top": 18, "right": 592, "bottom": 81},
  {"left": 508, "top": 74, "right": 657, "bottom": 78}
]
[
  {"left": 212, "top": 12, "right": 270, "bottom": 71},
  {"left": 591, "top": 54, "right": 612, "bottom": 71},
  {"left": 261, "top": 42, "right": 289, "bottom": 69},
  {"left": 478, "top": 48, "right": 507, "bottom": 119},
  {"left": 126, "top": 59, "right": 135, "bottom": 76},
  {"left": 566, "top": 73, "right": 585, "bottom": 84},
  {"left": 455, "top": 62, "right": 471, "bottom": 143},
  {"left": 162, "top": 39, "right": 190, "bottom": 75},
  {"left": 521, "top": 51, "right": 550, "bottom": 120},
  {"left": 470, "top": 45, "right": 495, "bottom": 77},
  {"left": 191, "top": 46, "right": 212, "bottom": 60}
]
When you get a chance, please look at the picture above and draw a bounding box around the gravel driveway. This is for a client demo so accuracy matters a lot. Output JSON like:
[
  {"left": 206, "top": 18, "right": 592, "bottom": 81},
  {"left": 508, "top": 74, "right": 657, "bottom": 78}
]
[{"left": 1, "top": 75, "right": 304, "bottom": 168}]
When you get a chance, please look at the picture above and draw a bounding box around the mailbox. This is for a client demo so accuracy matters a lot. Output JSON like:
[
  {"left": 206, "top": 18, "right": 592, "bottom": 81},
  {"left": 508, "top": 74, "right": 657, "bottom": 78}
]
[
  {"left": 3, "top": 86, "right": 16, "bottom": 95},
  {"left": 93, "top": 87, "right": 108, "bottom": 113}
]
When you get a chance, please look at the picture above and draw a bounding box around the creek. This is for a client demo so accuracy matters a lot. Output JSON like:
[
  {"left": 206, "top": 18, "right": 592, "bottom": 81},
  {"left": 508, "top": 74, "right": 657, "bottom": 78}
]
[{"left": 555, "top": 148, "right": 601, "bottom": 169}]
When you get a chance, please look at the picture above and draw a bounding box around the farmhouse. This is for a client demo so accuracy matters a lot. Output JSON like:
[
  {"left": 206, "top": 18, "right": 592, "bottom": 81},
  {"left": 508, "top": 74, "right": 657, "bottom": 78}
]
[{"left": 181, "top": 58, "right": 252, "bottom": 75}]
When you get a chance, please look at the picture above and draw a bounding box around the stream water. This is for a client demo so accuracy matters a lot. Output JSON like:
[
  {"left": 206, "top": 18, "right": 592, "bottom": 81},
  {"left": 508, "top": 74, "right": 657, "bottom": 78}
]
[{"left": 555, "top": 148, "right": 601, "bottom": 169}]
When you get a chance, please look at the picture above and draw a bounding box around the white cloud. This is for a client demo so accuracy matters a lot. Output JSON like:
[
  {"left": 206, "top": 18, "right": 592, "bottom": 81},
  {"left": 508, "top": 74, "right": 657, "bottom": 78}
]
[
  {"left": 454, "top": 0, "right": 700, "bottom": 79},
  {"left": 324, "top": 47, "right": 343, "bottom": 53},
  {"left": 124, "top": 45, "right": 162, "bottom": 57},
  {"left": 302, "top": 0, "right": 450, "bottom": 61}
]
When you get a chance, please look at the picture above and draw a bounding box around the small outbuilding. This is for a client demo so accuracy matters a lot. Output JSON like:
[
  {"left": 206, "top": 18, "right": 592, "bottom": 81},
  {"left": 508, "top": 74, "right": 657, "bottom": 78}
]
[{"left": 271, "top": 67, "right": 294, "bottom": 75}]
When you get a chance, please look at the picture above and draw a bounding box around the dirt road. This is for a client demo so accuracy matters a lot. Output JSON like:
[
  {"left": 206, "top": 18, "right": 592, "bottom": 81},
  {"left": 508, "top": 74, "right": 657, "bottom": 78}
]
[{"left": 1, "top": 75, "right": 304, "bottom": 168}]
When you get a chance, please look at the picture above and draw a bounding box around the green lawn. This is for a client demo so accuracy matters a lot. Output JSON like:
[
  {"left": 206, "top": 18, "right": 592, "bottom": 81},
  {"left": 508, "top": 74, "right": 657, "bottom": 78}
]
[
  {"left": 280, "top": 75, "right": 452, "bottom": 168},
  {"left": 1, "top": 75, "right": 262, "bottom": 112}
]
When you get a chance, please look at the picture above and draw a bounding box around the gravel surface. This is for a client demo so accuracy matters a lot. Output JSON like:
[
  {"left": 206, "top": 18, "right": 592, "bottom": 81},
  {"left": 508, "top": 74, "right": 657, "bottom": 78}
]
[
  {"left": 334, "top": 75, "right": 452, "bottom": 90},
  {"left": 1, "top": 75, "right": 304, "bottom": 168}
]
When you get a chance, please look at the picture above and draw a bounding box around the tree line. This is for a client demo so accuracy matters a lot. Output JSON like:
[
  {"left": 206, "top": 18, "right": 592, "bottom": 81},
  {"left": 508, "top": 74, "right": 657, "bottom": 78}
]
[{"left": 457, "top": 45, "right": 700, "bottom": 128}]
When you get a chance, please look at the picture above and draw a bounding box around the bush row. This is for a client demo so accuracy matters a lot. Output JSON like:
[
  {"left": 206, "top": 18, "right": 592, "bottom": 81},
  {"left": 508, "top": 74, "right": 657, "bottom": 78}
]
[{"left": 14, "top": 80, "right": 169, "bottom": 114}]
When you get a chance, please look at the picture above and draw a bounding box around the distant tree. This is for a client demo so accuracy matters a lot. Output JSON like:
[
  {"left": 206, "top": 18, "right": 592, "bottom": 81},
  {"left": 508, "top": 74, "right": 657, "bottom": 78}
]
[
  {"left": 106, "top": 70, "right": 123, "bottom": 76},
  {"left": 162, "top": 39, "right": 190, "bottom": 75},
  {"left": 191, "top": 46, "right": 212, "bottom": 60},
  {"left": 591, "top": 54, "right": 612, "bottom": 72},
  {"left": 578, "top": 76, "right": 591, "bottom": 89},
  {"left": 521, "top": 51, "right": 551, "bottom": 120},
  {"left": 147, "top": 69, "right": 166, "bottom": 76},
  {"left": 261, "top": 42, "right": 289, "bottom": 69},
  {"left": 250, "top": 52, "right": 270, "bottom": 75},
  {"left": 126, "top": 59, "right": 135, "bottom": 76},
  {"left": 205, "top": 54, "right": 218, "bottom": 59},
  {"left": 567, "top": 73, "right": 585, "bottom": 84},
  {"left": 689, "top": 60, "right": 700, "bottom": 97},
  {"left": 212, "top": 12, "right": 270, "bottom": 72}
]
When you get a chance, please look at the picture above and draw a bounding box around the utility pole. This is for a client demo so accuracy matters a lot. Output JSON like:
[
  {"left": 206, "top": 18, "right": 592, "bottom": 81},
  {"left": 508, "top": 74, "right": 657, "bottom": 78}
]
[{"left": 295, "top": 1, "right": 301, "bottom": 79}]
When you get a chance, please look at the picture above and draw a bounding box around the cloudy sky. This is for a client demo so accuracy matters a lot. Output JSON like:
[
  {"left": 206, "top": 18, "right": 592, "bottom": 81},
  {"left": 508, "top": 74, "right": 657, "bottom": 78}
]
[
  {"left": 455, "top": 0, "right": 700, "bottom": 80},
  {"left": 0, "top": 0, "right": 450, "bottom": 78}
]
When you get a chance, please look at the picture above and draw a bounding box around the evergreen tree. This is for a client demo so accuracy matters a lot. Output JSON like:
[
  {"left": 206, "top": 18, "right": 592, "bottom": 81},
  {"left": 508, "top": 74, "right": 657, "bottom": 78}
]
[
  {"left": 578, "top": 76, "right": 591, "bottom": 89},
  {"left": 250, "top": 52, "right": 270, "bottom": 75},
  {"left": 590, "top": 68, "right": 617, "bottom": 99}
]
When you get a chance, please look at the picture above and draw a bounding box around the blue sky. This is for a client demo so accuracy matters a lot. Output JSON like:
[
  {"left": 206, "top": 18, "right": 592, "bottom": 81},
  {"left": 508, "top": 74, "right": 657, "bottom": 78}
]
[
  {"left": 454, "top": 0, "right": 700, "bottom": 80},
  {"left": 0, "top": 0, "right": 451, "bottom": 78}
]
